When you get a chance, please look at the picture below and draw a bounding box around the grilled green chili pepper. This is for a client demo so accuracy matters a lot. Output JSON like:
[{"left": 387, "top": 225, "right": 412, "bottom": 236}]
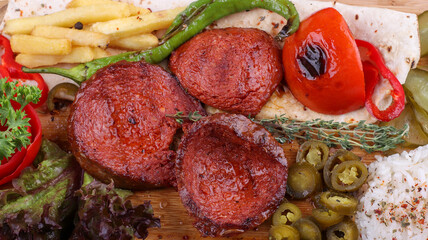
[{"left": 23, "top": 0, "right": 300, "bottom": 84}]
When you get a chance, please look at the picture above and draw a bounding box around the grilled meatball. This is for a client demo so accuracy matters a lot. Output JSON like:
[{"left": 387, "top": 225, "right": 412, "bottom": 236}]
[
  {"left": 169, "top": 27, "right": 283, "bottom": 116},
  {"left": 176, "top": 113, "right": 288, "bottom": 237},
  {"left": 68, "top": 61, "right": 205, "bottom": 190}
]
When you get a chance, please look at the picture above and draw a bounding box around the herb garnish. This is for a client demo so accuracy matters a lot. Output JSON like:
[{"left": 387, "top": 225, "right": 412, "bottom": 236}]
[
  {"left": 0, "top": 78, "right": 41, "bottom": 160},
  {"left": 168, "top": 111, "right": 408, "bottom": 153}
]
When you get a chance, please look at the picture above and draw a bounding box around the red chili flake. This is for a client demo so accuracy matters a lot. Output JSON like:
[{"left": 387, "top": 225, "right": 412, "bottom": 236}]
[
  {"left": 419, "top": 219, "right": 425, "bottom": 225},
  {"left": 374, "top": 209, "right": 383, "bottom": 215},
  {"left": 401, "top": 204, "right": 408, "bottom": 209}
]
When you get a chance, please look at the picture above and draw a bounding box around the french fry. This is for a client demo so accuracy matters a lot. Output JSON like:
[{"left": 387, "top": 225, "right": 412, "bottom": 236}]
[
  {"left": 92, "top": 47, "right": 110, "bottom": 59},
  {"left": 66, "top": 0, "right": 151, "bottom": 16},
  {"left": 89, "top": 7, "right": 185, "bottom": 39},
  {"left": 15, "top": 46, "right": 97, "bottom": 68},
  {"left": 60, "top": 46, "right": 94, "bottom": 63},
  {"left": 4, "top": 4, "right": 132, "bottom": 35},
  {"left": 110, "top": 34, "right": 159, "bottom": 50},
  {"left": 11, "top": 35, "right": 72, "bottom": 55},
  {"left": 32, "top": 25, "right": 110, "bottom": 49}
]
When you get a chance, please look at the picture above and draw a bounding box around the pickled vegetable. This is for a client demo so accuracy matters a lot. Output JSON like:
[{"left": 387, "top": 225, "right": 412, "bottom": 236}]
[
  {"left": 319, "top": 191, "right": 358, "bottom": 215},
  {"left": 323, "top": 150, "right": 360, "bottom": 189},
  {"left": 404, "top": 69, "right": 428, "bottom": 113},
  {"left": 382, "top": 101, "right": 428, "bottom": 146},
  {"left": 330, "top": 160, "right": 368, "bottom": 192},
  {"left": 419, "top": 10, "right": 428, "bottom": 57},
  {"left": 293, "top": 217, "right": 322, "bottom": 240},
  {"left": 410, "top": 95, "right": 428, "bottom": 135},
  {"left": 272, "top": 202, "right": 302, "bottom": 226},
  {"left": 287, "top": 162, "right": 322, "bottom": 199},
  {"left": 47, "top": 82, "right": 79, "bottom": 111},
  {"left": 269, "top": 225, "right": 300, "bottom": 240},
  {"left": 296, "top": 140, "right": 329, "bottom": 170},
  {"left": 311, "top": 208, "right": 344, "bottom": 230},
  {"left": 326, "top": 218, "right": 359, "bottom": 240}
]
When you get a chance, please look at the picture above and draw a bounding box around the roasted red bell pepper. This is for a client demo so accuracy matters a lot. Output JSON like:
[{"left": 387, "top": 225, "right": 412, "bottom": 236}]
[
  {"left": 0, "top": 103, "right": 42, "bottom": 185},
  {"left": 0, "top": 34, "right": 48, "bottom": 108},
  {"left": 356, "top": 39, "right": 405, "bottom": 122}
]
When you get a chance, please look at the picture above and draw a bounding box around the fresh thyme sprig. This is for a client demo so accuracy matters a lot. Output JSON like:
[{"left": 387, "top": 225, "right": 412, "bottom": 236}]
[{"left": 167, "top": 111, "right": 408, "bottom": 153}]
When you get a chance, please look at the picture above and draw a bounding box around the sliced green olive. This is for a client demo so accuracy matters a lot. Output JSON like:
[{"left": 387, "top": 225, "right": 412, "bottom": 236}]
[
  {"left": 319, "top": 191, "right": 358, "bottom": 215},
  {"left": 419, "top": 10, "right": 428, "bottom": 57},
  {"left": 311, "top": 208, "right": 344, "bottom": 230},
  {"left": 47, "top": 82, "right": 79, "bottom": 111},
  {"left": 269, "top": 225, "right": 300, "bottom": 240},
  {"left": 292, "top": 217, "right": 322, "bottom": 240},
  {"left": 272, "top": 202, "right": 302, "bottom": 226},
  {"left": 287, "top": 162, "right": 322, "bottom": 199},
  {"left": 330, "top": 160, "right": 368, "bottom": 192},
  {"left": 326, "top": 218, "right": 359, "bottom": 240},
  {"left": 296, "top": 140, "right": 329, "bottom": 170},
  {"left": 323, "top": 150, "right": 360, "bottom": 189}
]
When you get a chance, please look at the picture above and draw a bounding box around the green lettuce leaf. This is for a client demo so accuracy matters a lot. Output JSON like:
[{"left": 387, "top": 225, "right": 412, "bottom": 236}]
[{"left": 0, "top": 139, "right": 82, "bottom": 240}]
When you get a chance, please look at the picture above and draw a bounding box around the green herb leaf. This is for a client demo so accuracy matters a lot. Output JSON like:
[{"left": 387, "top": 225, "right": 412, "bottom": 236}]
[{"left": 0, "top": 78, "right": 41, "bottom": 160}]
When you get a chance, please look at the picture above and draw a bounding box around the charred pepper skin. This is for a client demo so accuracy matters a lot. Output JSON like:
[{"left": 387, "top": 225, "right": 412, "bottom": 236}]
[{"left": 23, "top": 0, "right": 300, "bottom": 84}]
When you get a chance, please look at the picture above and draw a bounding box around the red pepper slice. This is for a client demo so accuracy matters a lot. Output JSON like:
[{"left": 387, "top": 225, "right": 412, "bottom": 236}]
[
  {"left": 356, "top": 39, "right": 405, "bottom": 122},
  {"left": 0, "top": 104, "right": 42, "bottom": 186},
  {"left": 0, "top": 34, "right": 48, "bottom": 108}
]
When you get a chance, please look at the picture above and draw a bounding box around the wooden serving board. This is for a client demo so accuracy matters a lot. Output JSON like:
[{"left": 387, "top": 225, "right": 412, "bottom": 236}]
[{"left": 1, "top": 0, "right": 427, "bottom": 239}]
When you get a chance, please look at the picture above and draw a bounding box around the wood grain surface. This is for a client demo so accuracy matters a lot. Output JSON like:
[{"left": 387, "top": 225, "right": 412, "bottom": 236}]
[{"left": 1, "top": 0, "right": 427, "bottom": 239}]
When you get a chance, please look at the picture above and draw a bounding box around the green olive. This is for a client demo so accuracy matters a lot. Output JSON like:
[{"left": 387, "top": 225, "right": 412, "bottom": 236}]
[
  {"left": 47, "top": 82, "right": 79, "bottom": 111},
  {"left": 330, "top": 160, "right": 368, "bottom": 192},
  {"left": 319, "top": 191, "right": 358, "bottom": 215},
  {"left": 326, "top": 218, "right": 359, "bottom": 240},
  {"left": 272, "top": 202, "right": 302, "bottom": 226},
  {"left": 296, "top": 140, "right": 329, "bottom": 171},
  {"left": 269, "top": 225, "right": 300, "bottom": 240},
  {"left": 323, "top": 150, "right": 360, "bottom": 189},
  {"left": 292, "top": 217, "right": 322, "bottom": 240},
  {"left": 287, "top": 162, "right": 322, "bottom": 199},
  {"left": 311, "top": 208, "right": 344, "bottom": 230}
]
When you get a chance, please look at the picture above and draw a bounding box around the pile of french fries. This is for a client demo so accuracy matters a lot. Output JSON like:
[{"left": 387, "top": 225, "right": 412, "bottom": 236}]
[{"left": 3, "top": 0, "right": 185, "bottom": 68}]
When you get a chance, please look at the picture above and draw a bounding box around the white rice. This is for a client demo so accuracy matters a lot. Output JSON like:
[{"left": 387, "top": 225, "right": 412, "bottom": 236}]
[{"left": 356, "top": 145, "right": 428, "bottom": 239}]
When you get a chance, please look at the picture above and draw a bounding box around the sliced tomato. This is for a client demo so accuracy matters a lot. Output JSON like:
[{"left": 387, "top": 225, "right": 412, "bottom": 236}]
[{"left": 283, "top": 8, "right": 365, "bottom": 115}]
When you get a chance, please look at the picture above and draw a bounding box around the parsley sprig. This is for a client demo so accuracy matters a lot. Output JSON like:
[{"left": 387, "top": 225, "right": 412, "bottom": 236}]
[
  {"left": 167, "top": 111, "right": 408, "bottom": 153},
  {"left": 0, "top": 78, "right": 41, "bottom": 160}
]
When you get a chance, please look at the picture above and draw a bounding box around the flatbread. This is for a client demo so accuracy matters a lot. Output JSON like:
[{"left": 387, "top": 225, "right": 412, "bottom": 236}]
[{"left": 1, "top": 0, "right": 420, "bottom": 122}]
